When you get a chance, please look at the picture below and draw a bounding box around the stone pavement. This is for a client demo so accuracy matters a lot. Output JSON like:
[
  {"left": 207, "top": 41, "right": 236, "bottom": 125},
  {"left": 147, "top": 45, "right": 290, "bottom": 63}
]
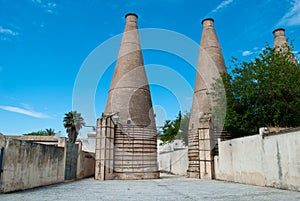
[{"left": 1, "top": 174, "right": 300, "bottom": 201}]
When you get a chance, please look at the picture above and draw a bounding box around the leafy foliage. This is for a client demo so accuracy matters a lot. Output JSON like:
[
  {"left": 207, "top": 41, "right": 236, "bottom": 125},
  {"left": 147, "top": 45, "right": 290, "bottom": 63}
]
[
  {"left": 176, "top": 111, "right": 189, "bottom": 145},
  {"left": 159, "top": 111, "right": 190, "bottom": 145},
  {"left": 63, "top": 111, "right": 85, "bottom": 143},
  {"left": 212, "top": 44, "right": 300, "bottom": 138},
  {"left": 23, "top": 128, "right": 56, "bottom": 136},
  {"left": 45, "top": 128, "right": 56, "bottom": 136}
]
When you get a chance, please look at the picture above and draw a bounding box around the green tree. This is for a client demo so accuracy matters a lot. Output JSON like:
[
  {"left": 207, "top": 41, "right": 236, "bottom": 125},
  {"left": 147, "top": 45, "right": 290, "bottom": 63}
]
[
  {"left": 63, "top": 111, "right": 85, "bottom": 143},
  {"left": 212, "top": 44, "right": 300, "bottom": 138},
  {"left": 159, "top": 111, "right": 190, "bottom": 145},
  {"left": 23, "top": 128, "right": 56, "bottom": 136},
  {"left": 176, "top": 111, "right": 189, "bottom": 145}
]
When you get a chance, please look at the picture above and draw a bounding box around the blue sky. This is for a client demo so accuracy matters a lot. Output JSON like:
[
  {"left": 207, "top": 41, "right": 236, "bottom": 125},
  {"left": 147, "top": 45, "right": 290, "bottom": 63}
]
[{"left": 0, "top": 0, "right": 300, "bottom": 136}]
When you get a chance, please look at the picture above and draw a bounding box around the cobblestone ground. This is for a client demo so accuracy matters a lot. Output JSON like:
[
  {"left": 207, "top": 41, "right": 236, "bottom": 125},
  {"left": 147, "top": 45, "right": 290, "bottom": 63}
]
[{"left": 1, "top": 174, "right": 300, "bottom": 201}]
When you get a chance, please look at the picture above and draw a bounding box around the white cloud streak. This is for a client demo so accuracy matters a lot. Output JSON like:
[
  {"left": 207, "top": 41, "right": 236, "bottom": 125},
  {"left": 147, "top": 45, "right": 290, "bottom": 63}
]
[
  {"left": 32, "top": 0, "right": 42, "bottom": 3},
  {"left": 31, "top": 0, "right": 57, "bottom": 14},
  {"left": 242, "top": 50, "right": 253, "bottom": 56},
  {"left": 21, "top": 103, "right": 33, "bottom": 110},
  {"left": 241, "top": 46, "right": 261, "bottom": 57},
  {"left": 212, "top": 0, "right": 234, "bottom": 13},
  {"left": 0, "top": 105, "right": 49, "bottom": 118},
  {"left": 278, "top": 0, "right": 300, "bottom": 26},
  {"left": 0, "top": 26, "right": 18, "bottom": 36}
]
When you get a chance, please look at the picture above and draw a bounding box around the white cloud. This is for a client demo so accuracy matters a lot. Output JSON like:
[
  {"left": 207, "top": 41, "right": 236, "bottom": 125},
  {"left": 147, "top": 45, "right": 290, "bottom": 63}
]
[
  {"left": 0, "top": 26, "right": 19, "bottom": 41},
  {"left": 0, "top": 105, "right": 49, "bottom": 118},
  {"left": 212, "top": 0, "right": 234, "bottom": 13},
  {"left": 241, "top": 46, "right": 262, "bottom": 57},
  {"left": 278, "top": 0, "right": 300, "bottom": 26},
  {"left": 32, "top": 0, "right": 57, "bottom": 14},
  {"left": 0, "top": 26, "right": 18, "bottom": 36},
  {"left": 32, "top": 0, "right": 42, "bottom": 4},
  {"left": 242, "top": 50, "right": 253, "bottom": 56},
  {"left": 20, "top": 103, "right": 33, "bottom": 110}
]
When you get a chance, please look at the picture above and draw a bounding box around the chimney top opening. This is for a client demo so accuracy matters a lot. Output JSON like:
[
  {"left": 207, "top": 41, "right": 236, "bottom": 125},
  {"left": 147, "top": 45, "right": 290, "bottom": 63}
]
[
  {"left": 125, "top": 13, "right": 138, "bottom": 19},
  {"left": 273, "top": 28, "right": 285, "bottom": 35},
  {"left": 202, "top": 18, "right": 214, "bottom": 25}
]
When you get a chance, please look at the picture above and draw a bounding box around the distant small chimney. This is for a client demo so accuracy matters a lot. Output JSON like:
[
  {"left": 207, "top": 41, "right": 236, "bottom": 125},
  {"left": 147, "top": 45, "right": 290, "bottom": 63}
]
[
  {"left": 273, "top": 28, "right": 298, "bottom": 64},
  {"left": 273, "top": 28, "right": 287, "bottom": 48}
]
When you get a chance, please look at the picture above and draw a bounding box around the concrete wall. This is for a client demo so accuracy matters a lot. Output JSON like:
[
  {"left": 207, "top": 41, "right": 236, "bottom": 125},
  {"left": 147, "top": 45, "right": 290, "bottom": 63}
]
[
  {"left": 214, "top": 130, "right": 300, "bottom": 191},
  {"left": 58, "top": 138, "right": 95, "bottom": 180},
  {"left": 0, "top": 135, "right": 65, "bottom": 193},
  {"left": 158, "top": 140, "right": 188, "bottom": 176},
  {"left": 77, "top": 142, "right": 95, "bottom": 179}
]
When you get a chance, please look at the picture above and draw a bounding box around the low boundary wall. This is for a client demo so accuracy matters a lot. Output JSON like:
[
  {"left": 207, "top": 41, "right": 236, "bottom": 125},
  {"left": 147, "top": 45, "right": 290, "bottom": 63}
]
[
  {"left": 214, "top": 130, "right": 300, "bottom": 191},
  {"left": 0, "top": 135, "right": 65, "bottom": 193},
  {"left": 77, "top": 142, "right": 95, "bottom": 179},
  {"left": 0, "top": 135, "right": 95, "bottom": 193},
  {"left": 158, "top": 140, "right": 188, "bottom": 176}
]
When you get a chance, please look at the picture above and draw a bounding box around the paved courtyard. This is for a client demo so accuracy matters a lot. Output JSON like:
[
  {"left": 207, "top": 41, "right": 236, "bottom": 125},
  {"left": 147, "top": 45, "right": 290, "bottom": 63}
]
[{"left": 1, "top": 174, "right": 300, "bottom": 201}]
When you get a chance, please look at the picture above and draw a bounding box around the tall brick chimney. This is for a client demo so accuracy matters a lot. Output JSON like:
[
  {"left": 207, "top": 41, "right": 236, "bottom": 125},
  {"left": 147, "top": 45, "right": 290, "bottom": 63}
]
[
  {"left": 187, "top": 18, "right": 227, "bottom": 179},
  {"left": 96, "top": 13, "right": 159, "bottom": 180},
  {"left": 104, "top": 13, "right": 156, "bottom": 129},
  {"left": 188, "top": 18, "right": 226, "bottom": 136}
]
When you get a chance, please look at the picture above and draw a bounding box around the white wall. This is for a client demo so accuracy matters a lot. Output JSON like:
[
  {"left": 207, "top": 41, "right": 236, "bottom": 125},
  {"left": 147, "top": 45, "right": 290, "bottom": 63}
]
[
  {"left": 215, "top": 130, "right": 300, "bottom": 191},
  {"left": 81, "top": 132, "right": 96, "bottom": 153},
  {"left": 158, "top": 140, "right": 188, "bottom": 176}
]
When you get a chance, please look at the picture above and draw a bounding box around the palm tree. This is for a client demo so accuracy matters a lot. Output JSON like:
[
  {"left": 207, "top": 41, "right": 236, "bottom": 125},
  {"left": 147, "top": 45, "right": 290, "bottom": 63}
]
[
  {"left": 63, "top": 111, "right": 85, "bottom": 143},
  {"left": 45, "top": 128, "right": 56, "bottom": 136}
]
